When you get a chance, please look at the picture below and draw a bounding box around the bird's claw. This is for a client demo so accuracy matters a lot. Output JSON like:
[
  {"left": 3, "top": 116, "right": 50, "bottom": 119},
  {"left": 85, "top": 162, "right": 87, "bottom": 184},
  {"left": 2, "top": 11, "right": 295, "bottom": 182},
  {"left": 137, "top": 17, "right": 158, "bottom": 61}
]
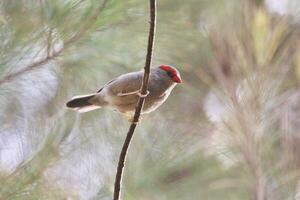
[
  {"left": 128, "top": 117, "right": 142, "bottom": 124},
  {"left": 137, "top": 90, "right": 150, "bottom": 98}
]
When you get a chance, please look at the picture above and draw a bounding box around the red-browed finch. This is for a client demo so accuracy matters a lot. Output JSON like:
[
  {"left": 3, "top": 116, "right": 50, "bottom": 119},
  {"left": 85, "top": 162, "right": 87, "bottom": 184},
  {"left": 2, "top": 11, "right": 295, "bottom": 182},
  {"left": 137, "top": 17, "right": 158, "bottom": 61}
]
[{"left": 66, "top": 65, "right": 182, "bottom": 118}]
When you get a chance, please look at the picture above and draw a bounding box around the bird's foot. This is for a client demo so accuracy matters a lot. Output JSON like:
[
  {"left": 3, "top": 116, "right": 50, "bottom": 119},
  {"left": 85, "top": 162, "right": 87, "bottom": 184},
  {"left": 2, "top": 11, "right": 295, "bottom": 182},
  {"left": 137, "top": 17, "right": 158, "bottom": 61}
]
[
  {"left": 117, "top": 90, "right": 139, "bottom": 96},
  {"left": 137, "top": 90, "right": 150, "bottom": 98},
  {"left": 117, "top": 90, "right": 149, "bottom": 98},
  {"left": 128, "top": 116, "right": 143, "bottom": 124}
]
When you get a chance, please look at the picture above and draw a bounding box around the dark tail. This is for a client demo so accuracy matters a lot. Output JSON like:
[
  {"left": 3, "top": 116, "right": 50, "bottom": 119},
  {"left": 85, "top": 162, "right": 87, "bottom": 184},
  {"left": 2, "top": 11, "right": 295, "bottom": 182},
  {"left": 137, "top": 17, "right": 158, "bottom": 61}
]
[{"left": 66, "top": 94, "right": 100, "bottom": 112}]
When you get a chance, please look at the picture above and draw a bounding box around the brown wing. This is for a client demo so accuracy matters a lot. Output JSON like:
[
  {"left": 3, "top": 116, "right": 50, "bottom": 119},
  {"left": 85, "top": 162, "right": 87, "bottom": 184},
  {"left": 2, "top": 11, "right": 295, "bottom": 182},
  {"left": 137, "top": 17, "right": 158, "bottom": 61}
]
[
  {"left": 97, "top": 79, "right": 116, "bottom": 93},
  {"left": 106, "top": 71, "right": 143, "bottom": 96}
]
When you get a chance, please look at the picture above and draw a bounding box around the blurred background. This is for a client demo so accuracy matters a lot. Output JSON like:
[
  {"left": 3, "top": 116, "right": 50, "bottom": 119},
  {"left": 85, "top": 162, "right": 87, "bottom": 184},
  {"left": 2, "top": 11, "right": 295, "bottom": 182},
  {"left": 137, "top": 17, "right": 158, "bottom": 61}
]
[{"left": 0, "top": 0, "right": 300, "bottom": 199}]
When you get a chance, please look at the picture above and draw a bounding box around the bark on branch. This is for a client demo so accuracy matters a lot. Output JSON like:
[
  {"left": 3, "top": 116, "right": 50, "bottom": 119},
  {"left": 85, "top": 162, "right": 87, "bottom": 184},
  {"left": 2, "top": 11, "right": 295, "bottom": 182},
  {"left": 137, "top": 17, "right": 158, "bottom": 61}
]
[
  {"left": 113, "top": 0, "right": 156, "bottom": 199},
  {"left": 0, "top": 0, "right": 108, "bottom": 85}
]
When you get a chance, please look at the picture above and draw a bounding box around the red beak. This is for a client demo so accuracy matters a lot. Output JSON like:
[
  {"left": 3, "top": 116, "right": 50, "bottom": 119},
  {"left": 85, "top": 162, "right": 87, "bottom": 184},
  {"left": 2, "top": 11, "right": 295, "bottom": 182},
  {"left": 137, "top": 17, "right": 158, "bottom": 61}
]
[{"left": 173, "top": 75, "right": 182, "bottom": 83}]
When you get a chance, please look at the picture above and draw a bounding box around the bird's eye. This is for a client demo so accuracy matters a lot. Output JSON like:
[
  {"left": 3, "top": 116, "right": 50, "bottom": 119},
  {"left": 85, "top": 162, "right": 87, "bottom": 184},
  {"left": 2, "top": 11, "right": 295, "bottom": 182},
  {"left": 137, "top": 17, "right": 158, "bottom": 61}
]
[{"left": 167, "top": 71, "right": 173, "bottom": 77}]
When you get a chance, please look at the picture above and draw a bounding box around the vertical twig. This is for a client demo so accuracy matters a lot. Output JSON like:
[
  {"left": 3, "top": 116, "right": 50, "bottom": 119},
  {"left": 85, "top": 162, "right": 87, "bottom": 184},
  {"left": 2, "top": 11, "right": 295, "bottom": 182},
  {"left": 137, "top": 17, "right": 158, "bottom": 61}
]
[
  {"left": 46, "top": 28, "right": 53, "bottom": 57},
  {"left": 113, "top": 0, "right": 156, "bottom": 199}
]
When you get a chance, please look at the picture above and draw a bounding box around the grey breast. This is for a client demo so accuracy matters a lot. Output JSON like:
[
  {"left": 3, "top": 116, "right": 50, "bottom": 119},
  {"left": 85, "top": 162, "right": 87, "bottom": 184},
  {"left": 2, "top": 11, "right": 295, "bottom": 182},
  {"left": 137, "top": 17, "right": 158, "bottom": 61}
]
[{"left": 142, "top": 69, "right": 175, "bottom": 113}]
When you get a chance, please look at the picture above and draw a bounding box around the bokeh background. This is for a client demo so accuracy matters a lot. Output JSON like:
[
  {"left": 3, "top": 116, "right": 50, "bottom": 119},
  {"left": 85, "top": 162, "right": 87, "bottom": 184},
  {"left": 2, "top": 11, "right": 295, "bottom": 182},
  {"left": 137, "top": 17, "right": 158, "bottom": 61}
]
[{"left": 0, "top": 0, "right": 300, "bottom": 199}]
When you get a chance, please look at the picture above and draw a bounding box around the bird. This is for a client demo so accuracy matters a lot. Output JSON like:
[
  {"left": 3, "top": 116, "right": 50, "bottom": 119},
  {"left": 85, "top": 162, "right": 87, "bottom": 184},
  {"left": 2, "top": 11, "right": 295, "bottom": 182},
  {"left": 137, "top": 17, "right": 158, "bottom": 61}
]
[{"left": 66, "top": 65, "right": 182, "bottom": 119}]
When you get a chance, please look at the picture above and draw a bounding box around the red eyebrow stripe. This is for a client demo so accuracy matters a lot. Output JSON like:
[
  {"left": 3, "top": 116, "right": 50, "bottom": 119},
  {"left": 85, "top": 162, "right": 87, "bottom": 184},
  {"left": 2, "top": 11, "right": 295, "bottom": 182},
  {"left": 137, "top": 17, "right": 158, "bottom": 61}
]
[
  {"left": 159, "top": 65, "right": 182, "bottom": 83},
  {"left": 159, "top": 65, "right": 176, "bottom": 74}
]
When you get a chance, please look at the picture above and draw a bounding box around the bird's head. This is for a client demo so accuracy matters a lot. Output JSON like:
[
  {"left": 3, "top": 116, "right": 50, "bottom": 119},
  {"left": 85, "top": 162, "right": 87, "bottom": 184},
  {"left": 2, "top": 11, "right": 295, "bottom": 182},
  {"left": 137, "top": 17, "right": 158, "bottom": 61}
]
[{"left": 158, "top": 65, "right": 182, "bottom": 83}]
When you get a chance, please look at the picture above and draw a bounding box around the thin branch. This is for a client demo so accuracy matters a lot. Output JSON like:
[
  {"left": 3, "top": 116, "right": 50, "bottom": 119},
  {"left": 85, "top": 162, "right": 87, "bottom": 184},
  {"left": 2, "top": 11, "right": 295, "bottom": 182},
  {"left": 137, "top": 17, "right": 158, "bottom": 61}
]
[
  {"left": 46, "top": 28, "right": 53, "bottom": 57},
  {"left": 0, "top": 0, "right": 108, "bottom": 85},
  {"left": 113, "top": 0, "right": 156, "bottom": 200}
]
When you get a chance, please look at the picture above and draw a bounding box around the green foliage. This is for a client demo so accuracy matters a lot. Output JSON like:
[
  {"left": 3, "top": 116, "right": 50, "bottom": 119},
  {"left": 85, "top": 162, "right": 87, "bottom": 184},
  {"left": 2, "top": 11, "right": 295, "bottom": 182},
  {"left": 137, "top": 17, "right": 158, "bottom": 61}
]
[{"left": 0, "top": 0, "right": 300, "bottom": 199}]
